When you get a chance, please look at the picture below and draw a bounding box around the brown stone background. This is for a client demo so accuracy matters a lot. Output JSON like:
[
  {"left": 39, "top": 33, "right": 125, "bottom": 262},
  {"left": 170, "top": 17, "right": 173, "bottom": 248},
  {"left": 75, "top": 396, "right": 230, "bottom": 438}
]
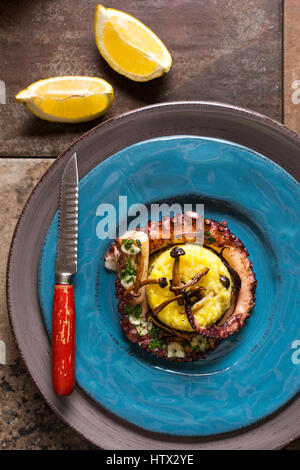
[
  {"left": 284, "top": 0, "right": 300, "bottom": 133},
  {"left": 0, "top": 0, "right": 283, "bottom": 156},
  {"left": 0, "top": 0, "right": 299, "bottom": 450}
]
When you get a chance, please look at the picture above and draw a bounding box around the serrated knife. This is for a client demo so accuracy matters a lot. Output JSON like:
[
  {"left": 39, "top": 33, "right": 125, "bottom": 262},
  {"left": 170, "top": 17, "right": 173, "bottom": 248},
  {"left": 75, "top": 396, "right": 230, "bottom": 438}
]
[{"left": 52, "top": 153, "right": 78, "bottom": 396}]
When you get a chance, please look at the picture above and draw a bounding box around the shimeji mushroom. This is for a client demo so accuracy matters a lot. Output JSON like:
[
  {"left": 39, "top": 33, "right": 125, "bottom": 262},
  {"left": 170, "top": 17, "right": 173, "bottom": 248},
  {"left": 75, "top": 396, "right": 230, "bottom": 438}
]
[{"left": 125, "top": 277, "right": 168, "bottom": 297}]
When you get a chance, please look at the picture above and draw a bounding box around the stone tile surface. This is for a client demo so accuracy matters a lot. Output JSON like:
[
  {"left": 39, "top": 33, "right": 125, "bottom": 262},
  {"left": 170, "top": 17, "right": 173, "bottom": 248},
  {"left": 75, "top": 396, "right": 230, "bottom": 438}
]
[
  {"left": 284, "top": 0, "right": 300, "bottom": 134},
  {"left": 0, "top": 159, "right": 96, "bottom": 449},
  {"left": 0, "top": 0, "right": 282, "bottom": 156}
]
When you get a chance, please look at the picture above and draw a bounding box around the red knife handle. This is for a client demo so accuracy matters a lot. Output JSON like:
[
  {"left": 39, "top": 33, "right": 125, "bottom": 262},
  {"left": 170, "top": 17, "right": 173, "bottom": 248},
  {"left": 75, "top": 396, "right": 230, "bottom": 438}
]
[{"left": 52, "top": 284, "right": 75, "bottom": 396}]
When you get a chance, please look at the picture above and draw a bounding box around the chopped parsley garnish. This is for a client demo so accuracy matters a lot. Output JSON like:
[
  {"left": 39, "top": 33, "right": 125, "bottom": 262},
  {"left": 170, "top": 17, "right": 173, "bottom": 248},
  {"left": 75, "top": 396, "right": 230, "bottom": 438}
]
[
  {"left": 149, "top": 323, "right": 160, "bottom": 340},
  {"left": 122, "top": 238, "right": 141, "bottom": 254},
  {"left": 122, "top": 238, "right": 134, "bottom": 250},
  {"left": 204, "top": 230, "right": 216, "bottom": 244},
  {"left": 124, "top": 304, "right": 142, "bottom": 318},
  {"left": 120, "top": 259, "right": 137, "bottom": 279},
  {"left": 146, "top": 323, "right": 167, "bottom": 349},
  {"left": 148, "top": 340, "right": 166, "bottom": 350}
]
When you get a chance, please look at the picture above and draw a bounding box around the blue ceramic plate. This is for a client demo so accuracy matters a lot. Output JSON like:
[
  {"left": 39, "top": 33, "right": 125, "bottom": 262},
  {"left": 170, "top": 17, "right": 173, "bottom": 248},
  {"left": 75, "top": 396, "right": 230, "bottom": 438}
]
[{"left": 39, "top": 136, "right": 300, "bottom": 436}]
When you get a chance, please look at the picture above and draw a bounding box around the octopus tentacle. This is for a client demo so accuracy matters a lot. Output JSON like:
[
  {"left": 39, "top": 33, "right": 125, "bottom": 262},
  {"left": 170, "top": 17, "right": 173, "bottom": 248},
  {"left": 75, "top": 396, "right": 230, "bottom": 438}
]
[{"left": 107, "top": 212, "right": 256, "bottom": 358}]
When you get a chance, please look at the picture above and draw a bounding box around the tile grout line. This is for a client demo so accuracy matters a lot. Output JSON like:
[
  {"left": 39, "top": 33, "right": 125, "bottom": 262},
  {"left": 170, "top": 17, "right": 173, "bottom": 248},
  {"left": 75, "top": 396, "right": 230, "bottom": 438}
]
[{"left": 0, "top": 156, "right": 56, "bottom": 159}]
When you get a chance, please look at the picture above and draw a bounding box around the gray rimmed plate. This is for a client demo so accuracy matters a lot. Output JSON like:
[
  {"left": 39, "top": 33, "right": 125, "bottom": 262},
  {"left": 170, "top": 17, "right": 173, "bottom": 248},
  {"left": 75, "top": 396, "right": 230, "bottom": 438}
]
[{"left": 6, "top": 102, "right": 300, "bottom": 449}]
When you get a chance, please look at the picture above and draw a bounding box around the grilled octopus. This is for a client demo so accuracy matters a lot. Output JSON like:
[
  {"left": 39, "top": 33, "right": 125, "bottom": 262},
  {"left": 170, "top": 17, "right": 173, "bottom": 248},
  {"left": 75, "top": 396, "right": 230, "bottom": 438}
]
[{"left": 105, "top": 212, "right": 256, "bottom": 361}]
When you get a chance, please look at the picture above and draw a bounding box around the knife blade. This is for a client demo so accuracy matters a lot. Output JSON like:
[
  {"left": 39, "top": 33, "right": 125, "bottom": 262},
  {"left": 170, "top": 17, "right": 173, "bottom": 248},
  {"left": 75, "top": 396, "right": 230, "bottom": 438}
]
[{"left": 52, "top": 152, "right": 78, "bottom": 396}]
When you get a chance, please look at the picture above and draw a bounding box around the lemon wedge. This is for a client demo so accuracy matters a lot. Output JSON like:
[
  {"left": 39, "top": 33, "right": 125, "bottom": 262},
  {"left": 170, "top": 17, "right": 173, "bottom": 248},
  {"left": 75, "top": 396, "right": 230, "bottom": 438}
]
[
  {"left": 94, "top": 5, "right": 172, "bottom": 82},
  {"left": 15, "top": 76, "right": 114, "bottom": 123}
]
